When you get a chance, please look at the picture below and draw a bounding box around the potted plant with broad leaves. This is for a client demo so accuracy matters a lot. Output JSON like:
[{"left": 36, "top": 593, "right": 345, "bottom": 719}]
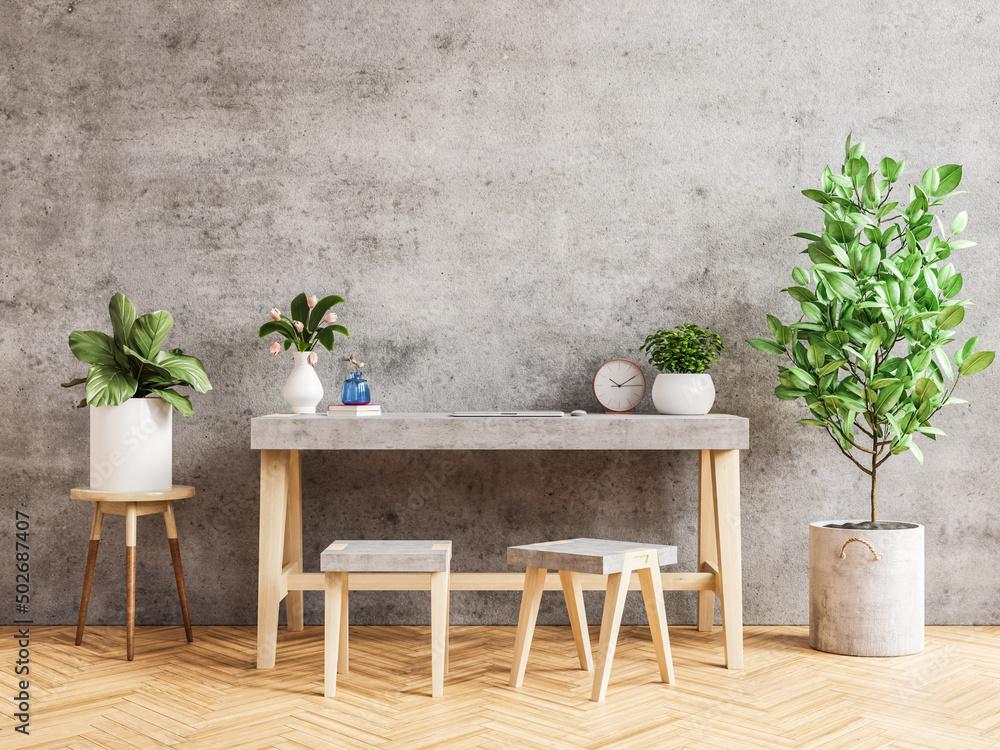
[
  {"left": 259, "top": 293, "right": 350, "bottom": 413},
  {"left": 62, "top": 293, "right": 212, "bottom": 492},
  {"left": 748, "top": 135, "right": 994, "bottom": 657},
  {"left": 640, "top": 324, "right": 725, "bottom": 414}
]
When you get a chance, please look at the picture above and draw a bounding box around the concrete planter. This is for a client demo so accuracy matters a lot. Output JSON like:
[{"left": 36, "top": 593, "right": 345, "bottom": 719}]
[
  {"left": 650, "top": 373, "right": 716, "bottom": 414},
  {"left": 90, "top": 397, "right": 173, "bottom": 492},
  {"left": 809, "top": 521, "right": 924, "bottom": 656}
]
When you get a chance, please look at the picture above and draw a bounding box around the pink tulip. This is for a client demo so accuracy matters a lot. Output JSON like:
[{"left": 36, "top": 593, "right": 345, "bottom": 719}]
[
  {"left": 269, "top": 342, "right": 281, "bottom": 355},
  {"left": 324, "top": 312, "right": 337, "bottom": 324},
  {"left": 307, "top": 295, "right": 318, "bottom": 308},
  {"left": 293, "top": 320, "right": 304, "bottom": 332},
  {"left": 308, "top": 351, "right": 318, "bottom": 366},
  {"left": 269, "top": 308, "right": 281, "bottom": 321}
]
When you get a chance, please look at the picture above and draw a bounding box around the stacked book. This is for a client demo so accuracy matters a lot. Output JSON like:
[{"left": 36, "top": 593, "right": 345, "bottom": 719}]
[{"left": 327, "top": 404, "right": 382, "bottom": 417}]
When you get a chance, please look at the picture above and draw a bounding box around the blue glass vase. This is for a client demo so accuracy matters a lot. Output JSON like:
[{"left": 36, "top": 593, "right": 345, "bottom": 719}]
[{"left": 341, "top": 372, "right": 371, "bottom": 405}]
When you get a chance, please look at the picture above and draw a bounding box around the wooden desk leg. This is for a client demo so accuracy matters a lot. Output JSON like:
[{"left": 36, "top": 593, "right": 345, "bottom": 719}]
[
  {"left": 164, "top": 501, "right": 194, "bottom": 643},
  {"left": 125, "top": 502, "right": 138, "bottom": 661},
  {"left": 697, "top": 449, "right": 719, "bottom": 633},
  {"left": 76, "top": 503, "right": 104, "bottom": 646},
  {"left": 559, "top": 570, "right": 593, "bottom": 671},
  {"left": 509, "top": 566, "right": 547, "bottom": 688},
  {"left": 283, "top": 450, "right": 304, "bottom": 632},
  {"left": 258, "top": 449, "right": 290, "bottom": 669},
  {"left": 711, "top": 449, "right": 743, "bottom": 669}
]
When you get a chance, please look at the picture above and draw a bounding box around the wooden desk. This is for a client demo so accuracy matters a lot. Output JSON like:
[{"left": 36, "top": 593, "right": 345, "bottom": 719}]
[{"left": 251, "top": 413, "right": 749, "bottom": 670}]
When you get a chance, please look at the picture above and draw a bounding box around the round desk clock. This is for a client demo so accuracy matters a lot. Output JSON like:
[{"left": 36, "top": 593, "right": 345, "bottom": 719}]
[{"left": 593, "top": 358, "right": 647, "bottom": 413}]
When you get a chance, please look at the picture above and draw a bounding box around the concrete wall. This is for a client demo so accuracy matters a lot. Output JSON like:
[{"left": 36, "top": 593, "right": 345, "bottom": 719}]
[{"left": 3, "top": 1, "right": 998, "bottom": 628}]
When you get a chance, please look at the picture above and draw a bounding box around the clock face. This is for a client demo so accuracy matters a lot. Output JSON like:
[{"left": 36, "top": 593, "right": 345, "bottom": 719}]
[{"left": 593, "top": 359, "right": 647, "bottom": 413}]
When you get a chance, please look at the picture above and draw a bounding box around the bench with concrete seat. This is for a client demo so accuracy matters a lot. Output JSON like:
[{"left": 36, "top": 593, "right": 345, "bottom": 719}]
[
  {"left": 320, "top": 540, "right": 452, "bottom": 698},
  {"left": 507, "top": 537, "right": 678, "bottom": 701}
]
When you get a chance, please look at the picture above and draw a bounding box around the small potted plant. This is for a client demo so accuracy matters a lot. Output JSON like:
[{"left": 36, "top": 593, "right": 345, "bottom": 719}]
[
  {"left": 748, "top": 135, "right": 994, "bottom": 656},
  {"left": 640, "top": 324, "right": 725, "bottom": 414},
  {"left": 259, "top": 292, "right": 350, "bottom": 413},
  {"left": 62, "top": 293, "right": 212, "bottom": 492}
]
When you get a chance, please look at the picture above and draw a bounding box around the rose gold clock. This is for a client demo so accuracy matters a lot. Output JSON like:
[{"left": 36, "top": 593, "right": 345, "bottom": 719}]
[{"left": 593, "top": 358, "right": 647, "bottom": 413}]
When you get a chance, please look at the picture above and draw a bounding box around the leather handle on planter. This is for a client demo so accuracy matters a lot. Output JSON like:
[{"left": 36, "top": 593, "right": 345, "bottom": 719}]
[{"left": 840, "top": 538, "right": 882, "bottom": 561}]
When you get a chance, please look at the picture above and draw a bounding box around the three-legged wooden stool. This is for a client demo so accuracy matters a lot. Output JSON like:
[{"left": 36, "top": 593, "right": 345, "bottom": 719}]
[
  {"left": 321, "top": 540, "right": 452, "bottom": 698},
  {"left": 71, "top": 485, "right": 195, "bottom": 661},
  {"left": 507, "top": 538, "right": 677, "bottom": 701}
]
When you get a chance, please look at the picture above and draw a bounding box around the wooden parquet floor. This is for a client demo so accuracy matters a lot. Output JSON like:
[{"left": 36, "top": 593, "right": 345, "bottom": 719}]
[{"left": 1, "top": 625, "right": 999, "bottom": 750}]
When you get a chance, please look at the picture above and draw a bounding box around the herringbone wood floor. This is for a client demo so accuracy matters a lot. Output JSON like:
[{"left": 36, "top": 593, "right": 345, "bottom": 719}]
[{"left": 2, "top": 624, "right": 999, "bottom": 749}]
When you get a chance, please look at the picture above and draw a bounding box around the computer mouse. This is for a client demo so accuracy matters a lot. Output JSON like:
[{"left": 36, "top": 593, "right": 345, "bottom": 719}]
[{"left": 570, "top": 410, "right": 587, "bottom": 416}]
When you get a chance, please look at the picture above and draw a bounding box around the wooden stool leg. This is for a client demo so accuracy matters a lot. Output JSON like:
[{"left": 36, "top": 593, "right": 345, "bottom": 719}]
[
  {"left": 592, "top": 568, "right": 631, "bottom": 702},
  {"left": 444, "top": 572, "right": 451, "bottom": 675},
  {"left": 509, "top": 566, "right": 547, "bottom": 688},
  {"left": 637, "top": 556, "right": 675, "bottom": 685},
  {"left": 163, "top": 502, "right": 193, "bottom": 643},
  {"left": 430, "top": 570, "right": 449, "bottom": 698},
  {"left": 324, "top": 572, "right": 345, "bottom": 697},
  {"left": 76, "top": 503, "right": 105, "bottom": 646},
  {"left": 338, "top": 572, "right": 349, "bottom": 674},
  {"left": 558, "top": 570, "right": 593, "bottom": 671},
  {"left": 125, "top": 502, "right": 138, "bottom": 661}
]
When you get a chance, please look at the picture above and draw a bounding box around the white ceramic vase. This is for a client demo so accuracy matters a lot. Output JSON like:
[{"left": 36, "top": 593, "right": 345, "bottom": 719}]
[
  {"left": 650, "top": 373, "right": 716, "bottom": 414},
  {"left": 283, "top": 351, "right": 324, "bottom": 414},
  {"left": 809, "top": 521, "right": 924, "bottom": 656},
  {"left": 90, "top": 397, "right": 173, "bottom": 492}
]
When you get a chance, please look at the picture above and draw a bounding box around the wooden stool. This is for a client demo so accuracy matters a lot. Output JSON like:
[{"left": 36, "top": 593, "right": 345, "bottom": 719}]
[
  {"left": 71, "top": 485, "right": 195, "bottom": 661},
  {"left": 507, "top": 538, "right": 677, "bottom": 701},
  {"left": 320, "top": 540, "right": 452, "bottom": 698}
]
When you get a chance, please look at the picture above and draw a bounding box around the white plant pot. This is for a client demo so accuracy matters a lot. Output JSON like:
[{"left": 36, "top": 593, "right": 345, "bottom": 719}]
[
  {"left": 809, "top": 521, "right": 924, "bottom": 656},
  {"left": 650, "top": 373, "right": 716, "bottom": 415},
  {"left": 90, "top": 397, "right": 173, "bottom": 492},
  {"left": 283, "top": 351, "right": 324, "bottom": 414}
]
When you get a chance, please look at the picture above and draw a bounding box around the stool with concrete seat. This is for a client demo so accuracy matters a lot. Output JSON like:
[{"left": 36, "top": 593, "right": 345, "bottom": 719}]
[
  {"left": 320, "top": 540, "right": 452, "bottom": 698},
  {"left": 71, "top": 484, "right": 195, "bottom": 661},
  {"left": 507, "top": 537, "right": 677, "bottom": 701}
]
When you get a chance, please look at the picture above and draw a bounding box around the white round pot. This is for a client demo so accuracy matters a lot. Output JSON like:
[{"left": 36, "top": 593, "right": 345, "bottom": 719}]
[
  {"left": 283, "top": 351, "right": 324, "bottom": 414},
  {"left": 90, "top": 397, "right": 173, "bottom": 492},
  {"left": 650, "top": 373, "right": 716, "bottom": 414},
  {"left": 809, "top": 521, "right": 924, "bottom": 656}
]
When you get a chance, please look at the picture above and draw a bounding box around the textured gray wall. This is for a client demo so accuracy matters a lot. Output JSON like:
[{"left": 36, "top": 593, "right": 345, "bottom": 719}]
[{"left": 2, "top": 1, "right": 998, "bottom": 628}]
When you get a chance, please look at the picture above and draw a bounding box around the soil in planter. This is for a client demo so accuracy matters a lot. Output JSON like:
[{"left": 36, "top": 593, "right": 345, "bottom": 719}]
[{"left": 824, "top": 521, "right": 919, "bottom": 531}]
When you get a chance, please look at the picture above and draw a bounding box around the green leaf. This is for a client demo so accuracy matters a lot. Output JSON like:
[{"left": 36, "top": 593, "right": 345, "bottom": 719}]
[
  {"left": 874, "top": 383, "right": 905, "bottom": 415},
  {"left": 109, "top": 293, "right": 138, "bottom": 348},
  {"left": 316, "top": 326, "right": 338, "bottom": 351},
  {"left": 921, "top": 167, "right": 940, "bottom": 196},
  {"left": 766, "top": 315, "right": 784, "bottom": 339},
  {"left": 807, "top": 345, "right": 825, "bottom": 370},
  {"left": 775, "top": 385, "right": 808, "bottom": 400},
  {"left": 786, "top": 367, "right": 817, "bottom": 387},
  {"left": 934, "top": 349, "right": 955, "bottom": 383},
  {"left": 130, "top": 311, "right": 174, "bottom": 359},
  {"left": 825, "top": 331, "right": 850, "bottom": 348},
  {"left": 949, "top": 240, "right": 977, "bottom": 250},
  {"left": 950, "top": 211, "right": 968, "bottom": 235},
  {"left": 258, "top": 320, "right": 297, "bottom": 339},
  {"left": 823, "top": 273, "right": 861, "bottom": 301},
  {"left": 826, "top": 221, "right": 855, "bottom": 245},
  {"left": 290, "top": 293, "right": 311, "bottom": 329},
  {"left": 960, "top": 336, "right": 979, "bottom": 363},
  {"left": 936, "top": 305, "right": 965, "bottom": 330},
  {"left": 908, "top": 441, "right": 924, "bottom": 465},
  {"left": 85, "top": 364, "right": 138, "bottom": 406},
  {"left": 155, "top": 352, "right": 212, "bottom": 393},
  {"left": 819, "top": 359, "right": 847, "bottom": 376},
  {"left": 800, "top": 301, "right": 823, "bottom": 323},
  {"left": 941, "top": 273, "right": 963, "bottom": 298},
  {"left": 793, "top": 232, "right": 823, "bottom": 241},
  {"left": 747, "top": 337, "right": 786, "bottom": 355},
  {"left": 792, "top": 267, "right": 810, "bottom": 285},
  {"left": 330, "top": 325, "right": 350, "bottom": 337},
  {"left": 776, "top": 325, "right": 794, "bottom": 346},
  {"left": 784, "top": 286, "right": 815, "bottom": 303},
  {"left": 797, "top": 419, "right": 827, "bottom": 427},
  {"left": 61, "top": 377, "right": 88, "bottom": 388},
  {"left": 802, "top": 189, "right": 832, "bottom": 204},
  {"left": 69, "top": 331, "right": 117, "bottom": 366},
  {"left": 913, "top": 377, "right": 938, "bottom": 401},
  {"left": 959, "top": 351, "right": 995, "bottom": 377},
  {"left": 147, "top": 388, "right": 195, "bottom": 417},
  {"left": 308, "top": 295, "right": 346, "bottom": 332},
  {"left": 828, "top": 173, "right": 853, "bottom": 190},
  {"left": 935, "top": 164, "right": 962, "bottom": 196}
]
